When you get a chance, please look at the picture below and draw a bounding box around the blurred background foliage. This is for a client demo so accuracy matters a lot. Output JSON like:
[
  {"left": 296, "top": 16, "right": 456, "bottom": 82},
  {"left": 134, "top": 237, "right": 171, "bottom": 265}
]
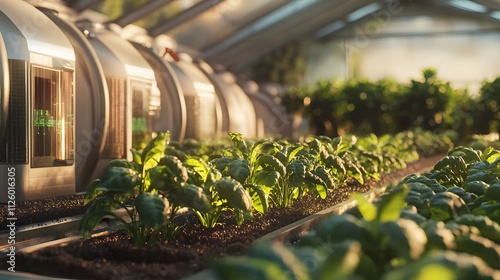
[
  {"left": 248, "top": 41, "right": 310, "bottom": 86},
  {"left": 281, "top": 69, "right": 499, "bottom": 143}
]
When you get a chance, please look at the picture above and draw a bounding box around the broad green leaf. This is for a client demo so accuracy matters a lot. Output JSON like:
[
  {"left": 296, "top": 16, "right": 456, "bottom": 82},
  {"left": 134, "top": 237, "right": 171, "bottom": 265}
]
[
  {"left": 345, "top": 159, "right": 364, "bottom": 184},
  {"left": 304, "top": 170, "right": 328, "bottom": 199},
  {"left": 404, "top": 175, "right": 446, "bottom": 193},
  {"left": 379, "top": 251, "right": 491, "bottom": 280},
  {"left": 185, "top": 156, "right": 210, "bottom": 182},
  {"left": 274, "top": 151, "right": 288, "bottom": 165},
  {"left": 324, "top": 155, "right": 346, "bottom": 175},
  {"left": 160, "top": 156, "right": 188, "bottom": 186},
  {"left": 245, "top": 183, "right": 268, "bottom": 214},
  {"left": 101, "top": 159, "right": 136, "bottom": 175},
  {"left": 246, "top": 242, "right": 310, "bottom": 280},
  {"left": 332, "top": 136, "right": 343, "bottom": 153},
  {"left": 482, "top": 146, "right": 500, "bottom": 163},
  {"left": 98, "top": 167, "right": 140, "bottom": 193},
  {"left": 317, "top": 136, "right": 335, "bottom": 154},
  {"left": 362, "top": 151, "right": 383, "bottom": 168},
  {"left": 315, "top": 214, "right": 375, "bottom": 251},
  {"left": 308, "top": 139, "right": 323, "bottom": 154},
  {"left": 352, "top": 193, "right": 377, "bottom": 222},
  {"left": 314, "top": 166, "right": 335, "bottom": 190},
  {"left": 380, "top": 219, "right": 427, "bottom": 261},
  {"left": 432, "top": 156, "right": 467, "bottom": 184},
  {"left": 430, "top": 192, "right": 470, "bottom": 221},
  {"left": 368, "top": 171, "right": 381, "bottom": 181},
  {"left": 454, "top": 214, "right": 500, "bottom": 244},
  {"left": 455, "top": 233, "right": 500, "bottom": 269},
  {"left": 472, "top": 203, "right": 500, "bottom": 224},
  {"left": 131, "top": 148, "right": 142, "bottom": 165},
  {"left": 86, "top": 194, "right": 124, "bottom": 213},
  {"left": 315, "top": 183, "right": 327, "bottom": 199},
  {"left": 256, "top": 154, "right": 286, "bottom": 177},
  {"left": 141, "top": 132, "right": 169, "bottom": 171},
  {"left": 212, "top": 256, "right": 288, "bottom": 280},
  {"left": 205, "top": 168, "right": 223, "bottom": 188},
  {"left": 84, "top": 179, "right": 105, "bottom": 204},
  {"left": 253, "top": 170, "right": 280, "bottom": 191},
  {"left": 215, "top": 178, "right": 252, "bottom": 212},
  {"left": 228, "top": 159, "right": 250, "bottom": 184},
  {"left": 248, "top": 138, "right": 270, "bottom": 164},
  {"left": 448, "top": 146, "right": 481, "bottom": 164},
  {"left": 287, "top": 160, "right": 305, "bottom": 188},
  {"left": 287, "top": 145, "right": 304, "bottom": 163},
  {"left": 178, "top": 184, "right": 212, "bottom": 212},
  {"left": 383, "top": 263, "right": 455, "bottom": 280},
  {"left": 317, "top": 241, "right": 361, "bottom": 280},
  {"left": 147, "top": 165, "right": 168, "bottom": 191},
  {"left": 214, "top": 156, "right": 234, "bottom": 172},
  {"left": 135, "top": 193, "right": 165, "bottom": 229},
  {"left": 229, "top": 132, "right": 249, "bottom": 158},
  {"left": 376, "top": 185, "right": 409, "bottom": 222},
  {"left": 79, "top": 209, "right": 119, "bottom": 239},
  {"left": 490, "top": 157, "right": 500, "bottom": 175}
]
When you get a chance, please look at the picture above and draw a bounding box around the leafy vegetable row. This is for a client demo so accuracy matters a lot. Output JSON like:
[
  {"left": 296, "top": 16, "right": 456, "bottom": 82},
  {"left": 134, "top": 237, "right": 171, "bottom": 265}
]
[
  {"left": 79, "top": 130, "right": 450, "bottom": 245},
  {"left": 211, "top": 146, "right": 500, "bottom": 280}
]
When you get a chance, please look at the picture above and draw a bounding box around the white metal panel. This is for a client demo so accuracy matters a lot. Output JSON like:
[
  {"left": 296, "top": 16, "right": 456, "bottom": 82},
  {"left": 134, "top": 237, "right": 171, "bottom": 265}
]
[
  {"left": 93, "top": 27, "right": 155, "bottom": 80},
  {"left": 0, "top": 33, "right": 8, "bottom": 145},
  {"left": 0, "top": 0, "right": 75, "bottom": 62}
]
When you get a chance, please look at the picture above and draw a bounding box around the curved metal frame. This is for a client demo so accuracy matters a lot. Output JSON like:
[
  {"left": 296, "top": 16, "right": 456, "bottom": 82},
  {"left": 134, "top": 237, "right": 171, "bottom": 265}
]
[
  {"left": 131, "top": 42, "right": 187, "bottom": 141},
  {"left": 196, "top": 61, "right": 230, "bottom": 134},
  {"left": 240, "top": 80, "right": 293, "bottom": 138},
  {"left": 39, "top": 8, "right": 110, "bottom": 192},
  {"left": 40, "top": 8, "right": 109, "bottom": 153},
  {"left": 195, "top": 60, "right": 257, "bottom": 138},
  {"left": 0, "top": 32, "right": 9, "bottom": 147},
  {"left": 167, "top": 58, "right": 223, "bottom": 140}
]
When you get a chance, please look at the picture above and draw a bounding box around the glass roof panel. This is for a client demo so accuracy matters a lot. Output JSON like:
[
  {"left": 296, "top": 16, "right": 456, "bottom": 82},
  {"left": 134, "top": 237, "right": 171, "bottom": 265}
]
[
  {"left": 491, "top": 10, "right": 500, "bottom": 20},
  {"left": 91, "top": 0, "right": 202, "bottom": 26},
  {"left": 164, "top": 0, "right": 291, "bottom": 51},
  {"left": 134, "top": 0, "right": 203, "bottom": 30},
  {"left": 92, "top": 0, "right": 147, "bottom": 21},
  {"left": 448, "top": 0, "right": 489, "bottom": 13}
]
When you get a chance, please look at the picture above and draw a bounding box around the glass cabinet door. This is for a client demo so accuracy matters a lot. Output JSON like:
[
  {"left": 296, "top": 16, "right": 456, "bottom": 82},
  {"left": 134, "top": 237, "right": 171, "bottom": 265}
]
[{"left": 32, "top": 66, "right": 74, "bottom": 167}]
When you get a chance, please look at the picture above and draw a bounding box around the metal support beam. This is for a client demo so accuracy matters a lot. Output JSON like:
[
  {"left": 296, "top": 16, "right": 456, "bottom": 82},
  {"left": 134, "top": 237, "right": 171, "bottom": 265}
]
[
  {"left": 148, "top": 0, "right": 225, "bottom": 37},
  {"left": 203, "top": 0, "right": 374, "bottom": 70},
  {"left": 200, "top": 0, "right": 325, "bottom": 60},
  {"left": 66, "top": 0, "right": 104, "bottom": 13},
  {"left": 470, "top": 0, "right": 500, "bottom": 11},
  {"left": 112, "top": 0, "right": 175, "bottom": 27}
]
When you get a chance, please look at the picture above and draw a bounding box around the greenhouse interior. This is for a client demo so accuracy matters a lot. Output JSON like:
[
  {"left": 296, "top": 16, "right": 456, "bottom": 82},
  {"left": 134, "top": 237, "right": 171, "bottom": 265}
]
[{"left": 0, "top": 0, "right": 499, "bottom": 279}]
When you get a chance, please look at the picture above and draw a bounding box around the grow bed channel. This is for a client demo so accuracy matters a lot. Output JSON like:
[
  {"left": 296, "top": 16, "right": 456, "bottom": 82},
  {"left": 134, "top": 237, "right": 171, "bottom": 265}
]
[{"left": 4, "top": 154, "right": 443, "bottom": 280}]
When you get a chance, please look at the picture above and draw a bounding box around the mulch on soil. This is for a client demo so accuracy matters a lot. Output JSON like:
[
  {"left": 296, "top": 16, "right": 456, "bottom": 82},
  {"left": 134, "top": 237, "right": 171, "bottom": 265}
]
[{"left": 11, "top": 154, "right": 443, "bottom": 280}]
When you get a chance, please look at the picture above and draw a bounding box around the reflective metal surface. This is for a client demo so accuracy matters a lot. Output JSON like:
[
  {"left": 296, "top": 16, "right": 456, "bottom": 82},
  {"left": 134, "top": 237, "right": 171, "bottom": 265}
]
[{"left": 0, "top": 33, "right": 9, "bottom": 150}]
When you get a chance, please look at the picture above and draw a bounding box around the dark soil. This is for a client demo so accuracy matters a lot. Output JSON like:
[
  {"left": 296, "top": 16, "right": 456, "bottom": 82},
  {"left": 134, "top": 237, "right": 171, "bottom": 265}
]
[
  {"left": 0, "top": 194, "right": 87, "bottom": 229},
  {"left": 13, "top": 155, "right": 443, "bottom": 280}
]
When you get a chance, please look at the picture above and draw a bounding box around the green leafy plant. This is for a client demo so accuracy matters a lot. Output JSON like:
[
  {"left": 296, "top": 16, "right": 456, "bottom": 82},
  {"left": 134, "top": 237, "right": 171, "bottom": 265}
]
[
  {"left": 281, "top": 69, "right": 483, "bottom": 140},
  {"left": 185, "top": 156, "right": 256, "bottom": 227},
  {"left": 309, "top": 135, "right": 366, "bottom": 186},
  {"left": 472, "top": 78, "right": 500, "bottom": 134},
  {"left": 80, "top": 133, "right": 169, "bottom": 245},
  {"left": 211, "top": 147, "right": 500, "bottom": 280},
  {"left": 222, "top": 133, "right": 303, "bottom": 208},
  {"left": 80, "top": 133, "right": 211, "bottom": 245}
]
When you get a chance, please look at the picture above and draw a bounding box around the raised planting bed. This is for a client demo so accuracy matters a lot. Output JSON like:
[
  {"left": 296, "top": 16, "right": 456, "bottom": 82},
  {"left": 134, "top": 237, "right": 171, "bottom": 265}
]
[
  {"left": 206, "top": 146, "right": 500, "bottom": 280},
  {"left": 0, "top": 194, "right": 87, "bottom": 230},
  {"left": 6, "top": 154, "right": 443, "bottom": 280}
]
